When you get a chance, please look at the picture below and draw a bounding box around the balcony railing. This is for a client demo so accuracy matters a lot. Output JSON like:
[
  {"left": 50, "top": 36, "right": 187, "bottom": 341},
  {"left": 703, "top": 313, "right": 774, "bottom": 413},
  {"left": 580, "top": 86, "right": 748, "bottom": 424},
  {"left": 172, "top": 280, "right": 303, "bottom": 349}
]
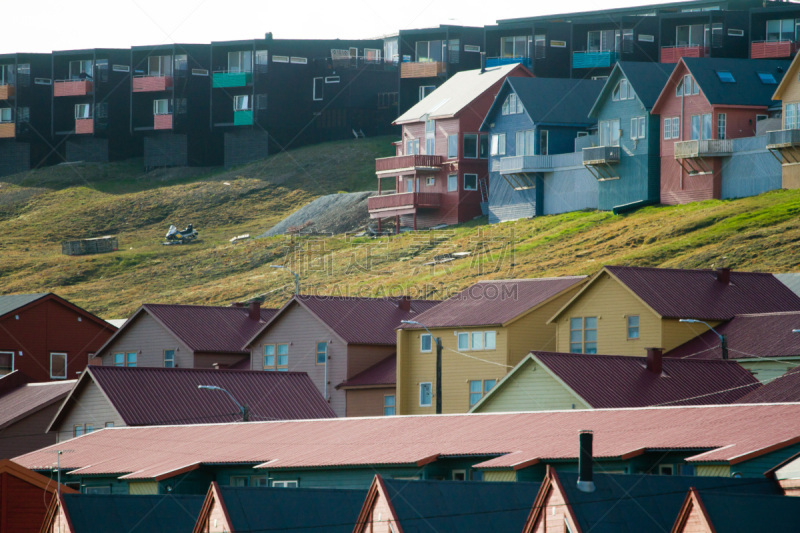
[
  {"left": 572, "top": 51, "right": 618, "bottom": 69},
  {"left": 0, "top": 122, "right": 14, "bottom": 138},
  {"left": 583, "top": 146, "right": 620, "bottom": 165},
  {"left": 674, "top": 139, "right": 733, "bottom": 159},
  {"left": 154, "top": 114, "right": 173, "bottom": 130},
  {"left": 75, "top": 118, "right": 94, "bottom": 135},
  {"left": 0, "top": 85, "right": 14, "bottom": 100},
  {"left": 368, "top": 192, "right": 441, "bottom": 212},
  {"left": 766, "top": 129, "right": 800, "bottom": 149},
  {"left": 751, "top": 40, "right": 799, "bottom": 59},
  {"left": 54, "top": 80, "right": 93, "bottom": 97},
  {"left": 133, "top": 75, "right": 173, "bottom": 92},
  {"left": 400, "top": 61, "right": 446, "bottom": 78},
  {"left": 375, "top": 154, "right": 443, "bottom": 174},
  {"left": 486, "top": 57, "right": 533, "bottom": 69},
  {"left": 499, "top": 155, "right": 554, "bottom": 173},
  {"left": 233, "top": 110, "right": 253, "bottom": 126},
  {"left": 660, "top": 45, "right": 707, "bottom": 63},
  {"left": 212, "top": 71, "right": 252, "bottom": 88}
]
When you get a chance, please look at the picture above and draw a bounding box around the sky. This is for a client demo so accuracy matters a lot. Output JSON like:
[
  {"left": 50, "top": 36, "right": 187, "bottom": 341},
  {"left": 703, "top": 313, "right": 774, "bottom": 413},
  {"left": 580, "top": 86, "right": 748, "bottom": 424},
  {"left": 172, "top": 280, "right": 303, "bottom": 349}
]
[{"left": 7, "top": 0, "right": 679, "bottom": 54}]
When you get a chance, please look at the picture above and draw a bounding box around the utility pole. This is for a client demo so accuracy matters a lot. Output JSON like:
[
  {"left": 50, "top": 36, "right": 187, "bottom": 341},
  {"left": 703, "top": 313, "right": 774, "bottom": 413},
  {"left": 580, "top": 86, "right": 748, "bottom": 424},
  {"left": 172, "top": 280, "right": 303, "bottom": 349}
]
[{"left": 435, "top": 336, "right": 443, "bottom": 415}]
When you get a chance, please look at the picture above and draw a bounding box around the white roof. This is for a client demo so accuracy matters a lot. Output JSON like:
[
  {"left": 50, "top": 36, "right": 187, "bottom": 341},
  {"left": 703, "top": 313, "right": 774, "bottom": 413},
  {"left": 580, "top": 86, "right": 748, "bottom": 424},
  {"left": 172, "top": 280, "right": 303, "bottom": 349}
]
[{"left": 394, "top": 63, "right": 524, "bottom": 125}]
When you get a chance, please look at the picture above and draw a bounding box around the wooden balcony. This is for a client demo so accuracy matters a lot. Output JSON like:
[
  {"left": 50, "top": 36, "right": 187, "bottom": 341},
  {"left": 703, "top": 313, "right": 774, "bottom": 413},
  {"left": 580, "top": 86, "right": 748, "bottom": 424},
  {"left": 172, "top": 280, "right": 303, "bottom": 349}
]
[
  {"left": 0, "top": 85, "right": 14, "bottom": 100},
  {"left": 54, "top": 80, "right": 93, "bottom": 97},
  {"left": 674, "top": 139, "right": 732, "bottom": 159},
  {"left": 400, "top": 61, "right": 446, "bottom": 78},
  {"left": 499, "top": 155, "right": 554, "bottom": 173},
  {"left": 154, "top": 114, "right": 173, "bottom": 130},
  {"left": 661, "top": 46, "right": 707, "bottom": 63},
  {"left": 583, "top": 146, "right": 620, "bottom": 165},
  {"left": 133, "top": 76, "right": 173, "bottom": 92},
  {"left": 375, "top": 154, "right": 442, "bottom": 175},
  {"left": 368, "top": 192, "right": 441, "bottom": 215},
  {"left": 75, "top": 118, "right": 94, "bottom": 135},
  {"left": 0, "top": 123, "right": 15, "bottom": 138},
  {"left": 751, "top": 40, "right": 799, "bottom": 59},
  {"left": 766, "top": 129, "right": 800, "bottom": 165}
]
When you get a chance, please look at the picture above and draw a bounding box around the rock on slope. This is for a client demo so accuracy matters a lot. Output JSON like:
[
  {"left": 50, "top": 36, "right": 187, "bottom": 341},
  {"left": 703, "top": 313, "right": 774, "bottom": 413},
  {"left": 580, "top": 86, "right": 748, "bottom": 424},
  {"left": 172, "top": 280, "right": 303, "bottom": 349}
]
[{"left": 259, "top": 191, "right": 376, "bottom": 237}]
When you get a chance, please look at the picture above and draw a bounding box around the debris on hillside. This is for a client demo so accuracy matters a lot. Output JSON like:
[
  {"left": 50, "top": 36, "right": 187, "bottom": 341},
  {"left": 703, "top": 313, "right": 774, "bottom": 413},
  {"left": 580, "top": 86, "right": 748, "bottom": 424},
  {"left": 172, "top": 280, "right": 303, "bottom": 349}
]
[{"left": 259, "top": 191, "right": 378, "bottom": 237}]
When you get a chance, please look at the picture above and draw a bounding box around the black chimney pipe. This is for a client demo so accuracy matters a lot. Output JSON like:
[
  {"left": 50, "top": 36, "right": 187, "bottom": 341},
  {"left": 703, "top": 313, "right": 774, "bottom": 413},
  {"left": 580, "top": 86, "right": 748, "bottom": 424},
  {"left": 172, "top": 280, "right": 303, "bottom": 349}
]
[
  {"left": 577, "top": 430, "right": 595, "bottom": 492},
  {"left": 480, "top": 52, "right": 486, "bottom": 73}
]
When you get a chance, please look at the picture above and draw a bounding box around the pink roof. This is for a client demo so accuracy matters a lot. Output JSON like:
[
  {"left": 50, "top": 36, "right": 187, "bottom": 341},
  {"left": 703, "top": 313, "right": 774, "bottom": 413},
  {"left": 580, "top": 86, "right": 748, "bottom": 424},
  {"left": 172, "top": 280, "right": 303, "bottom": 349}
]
[
  {"left": 736, "top": 366, "right": 800, "bottom": 404},
  {"left": 401, "top": 278, "right": 586, "bottom": 329},
  {"left": 337, "top": 354, "right": 396, "bottom": 388},
  {"left": 0, "top": 377, "right": 75, "bottom": 429},
  {"left": 667, "top": 311, "right": 800, "bottom": 360},
  {"left": 532, "top": 352, "right": 760, "bottom": 408},
  {"left": 604, "top": 266, "right": 800, "bottom": 321},
  {"left": 15, "top": 404, "right": 800, "bottom": 479}
]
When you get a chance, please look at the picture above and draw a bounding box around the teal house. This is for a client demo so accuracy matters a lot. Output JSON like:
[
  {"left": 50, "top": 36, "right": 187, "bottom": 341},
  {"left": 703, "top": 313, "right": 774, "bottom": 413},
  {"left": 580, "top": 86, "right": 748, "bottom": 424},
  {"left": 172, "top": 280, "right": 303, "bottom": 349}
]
[{"left": 585, "top": 62, "right": 671, "bottom": 212}]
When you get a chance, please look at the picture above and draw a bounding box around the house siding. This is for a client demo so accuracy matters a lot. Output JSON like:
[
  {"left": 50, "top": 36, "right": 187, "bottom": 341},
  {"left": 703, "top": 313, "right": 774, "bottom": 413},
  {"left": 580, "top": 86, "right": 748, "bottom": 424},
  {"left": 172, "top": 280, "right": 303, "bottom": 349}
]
[
  {"left": 484, "top": 470, "right": 516, "bottom": 482},
  {"left": 205, "top": 497, "right": 232, "bottom": 533},
  {"left": 675, "top": 500, "right": 714, "bottom": 533},
  {"left": 99, "top": 312, "right": 192, "bottom": 368},
  {"left": 357, "top": 488, "right": 398, "bottom": 533},
  {"left": 720, "top": 135, "right": 782, "bottom": 199},
  {"left": 541, "top": 153, "right": 599, "bottom": 215},
  {"left": 1, "top": 471, "right": 58, "bottom": 533},
  {"left": 54, "top": 380, "right": 123, "bottom": 442},
  {"left": 347, "top": 345, "right": 396, "bottom": 380},
  {"left": 128, "top": 481, "right": 158, "bottom": 495},
  {"left": 695, "top": 465, "right": 731, "bottom": 477},
  {"left": 531, "top": 483, "right": 579, "bottom": 533},
  {"left": 345, "top": 387, "right": 396, "bottom": 417},
  {"left": 505, "top": 289, "right": 583, "bottom": 360},
  {"left": 0, "top": 402, "right": 61, "bottom": 458},
  {"left": 660, "top": 317, "right": 723, "bottom": 355}
]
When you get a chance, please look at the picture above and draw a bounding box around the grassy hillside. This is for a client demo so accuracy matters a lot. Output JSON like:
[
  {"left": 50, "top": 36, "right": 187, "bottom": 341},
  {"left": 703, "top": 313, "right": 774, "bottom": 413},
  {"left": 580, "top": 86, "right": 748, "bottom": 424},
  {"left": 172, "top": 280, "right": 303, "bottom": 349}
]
[{"left": 1, "top": 135, "right": 800, "bottom": 319}]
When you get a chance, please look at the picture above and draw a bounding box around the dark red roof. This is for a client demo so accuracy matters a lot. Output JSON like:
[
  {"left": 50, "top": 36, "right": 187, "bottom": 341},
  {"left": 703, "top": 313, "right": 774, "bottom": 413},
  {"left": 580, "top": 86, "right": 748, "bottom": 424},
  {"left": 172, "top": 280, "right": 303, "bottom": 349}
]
[
  {"left": 666, "top": 311, "right": 800, "bottom": 360},
  {"left": 531, "top": 352, "right": 760, "bottom": 408},
  {"left": 605, "top": 266, "right": 800, "bottom": 320},
  {"left": 250, "top": 296, "right": 440, "bottom": 346},
  {"left": 337, "top": 355, "right": 396, "bottom": 389},
  {"left": 401, "top": 278, "right": 586, "bottom": 329},
  {"left": 50, "top": 366, "right": 335, "bottom": 428},
  {"left": 736, "top": 366, "right": 800, "bottom": 404},
  {"left": 0, "top": 377, "right": 75, "bottom": 429}
]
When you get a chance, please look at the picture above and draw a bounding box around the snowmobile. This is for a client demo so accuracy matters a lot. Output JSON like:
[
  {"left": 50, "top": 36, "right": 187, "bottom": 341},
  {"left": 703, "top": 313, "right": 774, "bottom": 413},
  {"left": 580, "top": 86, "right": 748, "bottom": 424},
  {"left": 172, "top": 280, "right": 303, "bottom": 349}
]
[{"left": 163, "top": 223, "right": 198, "bottom": 245}]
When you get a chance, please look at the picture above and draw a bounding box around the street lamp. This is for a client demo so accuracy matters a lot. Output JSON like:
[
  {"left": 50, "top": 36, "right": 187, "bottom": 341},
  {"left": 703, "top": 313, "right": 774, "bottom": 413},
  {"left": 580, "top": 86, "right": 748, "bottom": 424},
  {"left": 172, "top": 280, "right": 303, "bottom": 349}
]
[
  {"left": 270, "top": 265, "right": 300, "bottom": 295},
  {"left": 679, "top": 318, "right": 728, "bottom": 360},
  {"left": 198, "top": 385, "right": 250, "bottom": 421},
  {"left": 402, "top": 320, "right": 443, "bottom": 414}
]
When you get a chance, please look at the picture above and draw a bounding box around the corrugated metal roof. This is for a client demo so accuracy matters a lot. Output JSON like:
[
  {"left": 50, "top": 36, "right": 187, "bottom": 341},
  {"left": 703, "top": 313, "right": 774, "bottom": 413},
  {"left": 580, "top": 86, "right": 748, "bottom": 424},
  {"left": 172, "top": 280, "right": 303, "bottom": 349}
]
[
  {"left": 60, "top": 494, "right": 204, "bottom": 533},
  {"left": 81, "top": 366, "right": 336, "bottom": 425},
  {"left": 401, "top": 278, "right": 586, "bottom": 329},
  {"left": 0, "top": 379, "right": 75, "bottom": 429},
  {"left": 0, "top": 293, "right": 48, "bottom": 318},
  {"left": 606, "top": 266, "right": 800, "bottom": 320},
  {"left": 666, "top": 311, "right": 800, "bottom": 360},
  {"left": 533, "top": 352, "right": 759, "bottom": 408},
  {"left": 736, "top": 366, "right": 800, "bottom": 404},
  {"left": 337, "top": 354, "right": 395, "bottom": 388},
  {"left": 16, "top": 404, "right": 800, "bottom": 478}
]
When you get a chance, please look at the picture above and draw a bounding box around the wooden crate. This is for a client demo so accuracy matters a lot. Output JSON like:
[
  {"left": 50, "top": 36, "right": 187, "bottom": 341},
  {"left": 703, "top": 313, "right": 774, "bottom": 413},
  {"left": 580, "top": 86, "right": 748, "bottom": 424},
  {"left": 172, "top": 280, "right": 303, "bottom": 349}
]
[{"left": 61, "top": 236, "right": 118, "bottom": 256}]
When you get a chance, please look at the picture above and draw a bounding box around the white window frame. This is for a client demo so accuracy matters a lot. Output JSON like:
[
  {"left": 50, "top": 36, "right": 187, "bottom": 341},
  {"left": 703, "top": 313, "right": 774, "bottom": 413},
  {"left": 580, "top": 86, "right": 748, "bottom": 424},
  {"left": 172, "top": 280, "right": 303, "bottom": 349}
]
[
  {"left": 50, "top": 352, "right": 67, "bottom": 379},
  {"left": 153, "top": 98, "right": 171, "bottom": 115},
  {"left": 447, "top": 135, "right": 458, "bottom": 159},
  {"left": 233, "top": 94, "right": 251, "bottom": 111},
  {"left": 74, "top": 103, "right": 92, "bottom": 119},
  {"left": 272, "top": 480, "right": 299, "bottom": 488},
  {"left": 420, "top": 382, "right": 432, "bottom": 407},
  {"left": 631, "top": 116, "right": 646, "bottom": 140},
  {"left": 228, "top": 50, "right": 252, "bottom": 73},
  {"left": 490, "top": 133, "right": 506, "bottom": 156},
  {"left": 0, "top": 351, "right": 14, "bottom": 374},
  {"left": 671, "top": 117, "right": 680, "bottom": 139},
  {"left": 484, "top": 331, "right": 497, "bottom": 350},
  {"left": 313, "top": 77, "right": 324, "bottom": 101},
  {"left": 448, "top": 174, "right": 458, "bottom": 192},
  {"left": 419, "top": 85, "right": 436, "bottom": 101},
  {"left": 426, "top": 176, "right": 435, "bottom": 186},
  {"left": 457, "top": 332, "right": 469, "bottom": 350},
  {"left": 463, "top": 173, "right": 478, "bottom": 191}
]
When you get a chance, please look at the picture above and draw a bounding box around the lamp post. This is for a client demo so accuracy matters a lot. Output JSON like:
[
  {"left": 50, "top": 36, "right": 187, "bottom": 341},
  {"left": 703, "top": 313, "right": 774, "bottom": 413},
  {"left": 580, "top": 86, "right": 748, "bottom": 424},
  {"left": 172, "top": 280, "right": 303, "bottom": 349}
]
[
  {"left": 679, "top": 318, "right": 728, "bottom": 360},
  {"left": 198, "top": 385, "right": 250, "bottom": 421},
  {"left": 270, "top": 265, "right": 300, "bottom": 295},
  {"left": 402, "top": 320, "right": 442, "bottom": 414}
]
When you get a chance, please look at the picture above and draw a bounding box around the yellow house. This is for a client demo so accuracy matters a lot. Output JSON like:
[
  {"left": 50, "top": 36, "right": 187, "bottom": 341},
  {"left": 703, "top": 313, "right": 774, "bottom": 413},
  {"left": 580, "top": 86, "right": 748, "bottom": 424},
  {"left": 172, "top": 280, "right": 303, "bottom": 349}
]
[
  {"left": 768, "top": 52, "right": 800, "bottom": 189},
  {"left": 548, "top": 265, "right": 800, "bottom": 357},
  {"left": 395, "top": 277, "right": 587, "bottom": 415}
]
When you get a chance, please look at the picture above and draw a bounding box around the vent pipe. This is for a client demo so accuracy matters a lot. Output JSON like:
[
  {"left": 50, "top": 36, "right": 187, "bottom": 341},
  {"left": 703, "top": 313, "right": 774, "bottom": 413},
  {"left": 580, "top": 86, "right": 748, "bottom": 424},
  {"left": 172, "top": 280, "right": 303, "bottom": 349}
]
[
  {"left": 248, "top": 301, "right": 261, "bottom": 321},
  {"left": 577, "top": 430, "right": 595, "bottom": 492},
  {"left": 646, "top": 347, "right": 663, "bottom": 375},
  {"left": 480, "top": 52, "right": 486, "bottom": 73},
  {"left": 716, "top": 267, "right": 731, "bottom": 285}
]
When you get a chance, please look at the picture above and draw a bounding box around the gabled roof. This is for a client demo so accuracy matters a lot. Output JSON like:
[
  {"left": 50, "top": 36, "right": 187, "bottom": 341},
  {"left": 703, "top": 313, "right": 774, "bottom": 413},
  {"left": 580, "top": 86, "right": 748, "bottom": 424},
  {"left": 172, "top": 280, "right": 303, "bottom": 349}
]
[
  {"left": 675, "top": 490, "right": 800, "bottom": 533},
  {"left": 394, "top": 63, "right": 530, "bottom": 125},
  {"left": 400, "top": 277, "right": 586, "bottom": 329},
  {"left": 48, "top": 366, "right": 335, "bottom": 431},
  {"left": 18, "top": 404, "right": 800, "bottom": 480},
  {"left": 0, "top": 459, "right": 77, "bottom": 494},
  {"left": 552, "top": 266, "right": 800, "bottom": 323},
  {"left": 96, "top": 303, "right": 277, "bottom": 356},
  {"left": 248, "top": 295, "right": 440, "bottom": 347},
  {"left": 588, "top": 62, "right": 673, "bottom": 118},
  {"left": 0, "top": 293, "right": 47, "bottom": 318},
  {"left": 773, "top": 50, "right": 800, "bottom": 101},
  {"left": 0, "top": 375, "right": 75, "bottom": 430},
  {"left": 667, "top": 311, "right": 800, "bottom": 360},
  {"left": 736, "top": 365, "right": 800, "bottom": 404},
  {"left": 337, "top": 354, "right": 395, "bottom": 389}
]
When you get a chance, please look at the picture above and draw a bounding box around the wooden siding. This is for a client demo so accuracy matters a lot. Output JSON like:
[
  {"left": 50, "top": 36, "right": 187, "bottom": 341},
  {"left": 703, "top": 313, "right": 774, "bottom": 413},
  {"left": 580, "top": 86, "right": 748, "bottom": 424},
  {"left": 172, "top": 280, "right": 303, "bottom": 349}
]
[
  {"left": 45, "top": 501, "right": 71, "bottom": 533},
  {"left": 484, "top": 470, "right": 516, "bottom": 482},
  {"left": 1, "top": 471, "right": 58, "bottom": 533},
  {"left": 674, "top": 498, "right": 714, "bottom": 533},
  {"left": 695, "top": 465, "right": 730, "bottom": 477},
  {"left": 0, "top": 402, "right": 60, "bottom": 458},
  {"left": 506, "top": 287, "right": 583, "bottom": 361},
  {"left": 100, "top": 312, "right": 193, "bottom": 368},
  {"left": 357, "top": 485, "right": 398, "bottom": 533},
  {"left": 531, "top": 482, "right": 579, "bottom": 533},
  {"left": 128, "top": 481, "right": 158, "bottom": 495},
  {"left": 345, "top": 387, "right": 396, "bottom": 417},
  {"left": 660, "top": 317, "right": 722, "bottom": 354},
  {"left": 54, "top": 380, "right": 123, "bottom": 442},
  {"left": 205, "top": 495, "right": 232, "bottom": 533}
]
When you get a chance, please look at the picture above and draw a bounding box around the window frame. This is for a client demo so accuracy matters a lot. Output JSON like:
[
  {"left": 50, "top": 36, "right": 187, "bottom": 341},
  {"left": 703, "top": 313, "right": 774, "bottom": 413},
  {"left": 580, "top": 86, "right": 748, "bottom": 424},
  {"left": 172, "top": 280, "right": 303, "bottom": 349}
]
[
  {"left": 420, "top": 382, "right": 432, "bottom": 407},
  {"left": 569, "top": 317, "right": 598, "bottom": 354},
  {"left": 627, "top": 315, "right": 640, "bottom": 340},
  {"left": 463, "top": 134, "right": 479, "bottom": 159},
  {"left": 718, "top": 113, "right": 726, "bottom": 139},
  {"left": 164, "top": 349, "right": 175, "bottom": 368},
  {"left": 457, "top": 332, "right": 469, "bottom": 350},
  {"left": 490, "top": 133, "right": 506, "bottom": 156},
  {"left": 74, "top": 103, "right": 92, "bottom": 120},
  {"left": 272, "top": 480, "right": 299, "bottom": 488},
  {"left": 419, "top": 85, "right": 436, "bottom": 101},
  {"left": 484, "top": 331, "right": 497, "bottom": 350},
  {"left": 276, "top": 343, "right": 289, "bottom": 371},
  {"left": 671, "top": 117, "right": 680, "bottom": 139},
  {"left": 312, "top": 77, "right": 324, "bottom": 101},
  {"left": 315, "top": 341, "right": 327, "bottom": 365},
  {"left": 50, "top": 352, "right": 67, "bottom": 379},
  {"left": 447, "top": 174, "right": 458, "bottom": 192},
  {"left": 0, "top": 351, "right": 13, "bottom": 375},
  {"left": 264, "top": 344, "right": 276, "bottom": 369},
  {"left": 420, "top": 333, "right": 432, "bottom": 353},
  {"left": 233, "top": 94, "right": 251, "bottom": 111},
  {"left": 426, "top": 176, "right": 435, "bottom": 186},
  {"left": 384, "top": 394, "right": 396, "bottom": 416},
  {"left": 447, "top": 135, "right": 458, "bottom": 159},
  {"left": 463, "top": 173, "right": 478, "bottom": 191},
  {"left": 126, "top": 352, "right": 137, "bottom": 367},
  {"left": 153, "top": 98, "right": 171, "bottom": 115}
]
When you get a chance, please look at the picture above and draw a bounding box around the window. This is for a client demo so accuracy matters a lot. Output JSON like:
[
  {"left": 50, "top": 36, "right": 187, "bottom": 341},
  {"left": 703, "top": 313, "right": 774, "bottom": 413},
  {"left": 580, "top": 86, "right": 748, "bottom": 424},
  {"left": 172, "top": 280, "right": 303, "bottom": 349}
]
[
  {"left": 113, "top": 353, "right": 124, "bottom": 367},
  {"left": 105, "top": 422, "right": 114, "bottom": 428},
  {"left": 457, "top": 330, "right": 497, "bottom": 350},
  {"left": 718, "top": 113, "right": 726, "bottom": 139},
  {"left": 230, "top": 476, "right": 250, "bottom": 487},
  {"left": 228, "top": 50, "right": 252, "bottom": 73},
  {"left": 631, "top": 117, "right": 645, "bottom": 140},
  {"left": 384, "top": 395, "right": 396, "bottom": 416},
  {"left": 757, "top": 72, "right": 777, "bottom": 85},
  {"left": 691, "top": 115, "right": 701, "bottom": 140},
  {"left": 676, "top": 24, "right": 707, "bottom": 48},
  {"left": 153, "top": 98, "right": 171, "bottom": 115},
  {"left": 420, "top": 382, "right": 432, "bottom": 406},
  {"left": 469, "top": 379, "right": 497, "bottom": 407},
  {"left": 164, "top": 350, "right": 175, "bottom": 368},
  {"left": 452, "top": 470, "right": 467, "bottom": 481},
  {"left": 448, "top": 174, "right": 457, "bottom": 192},
  {"left": 426, "top": 177, "right": 435, "bottom": 186},
  {"left": 316, "top": 342, "right": 327, "bottom": 365},
  {"left": 598, "top": 119, "right": 620, "bottom": 147},
  {"left": 0, "top": 64, "right": 13, "bottom": 85},
  {"left": 463, "top": 174, "right": 478, "bottom": 191},
  {"left": 406, "top": 138, "right": 419, "bottom": 155},
  {"left": 490, "top": 133, "right": 506, "bottom": 156},
  {"left": 147, "top": 55, "right": 172, "bottom": 77},
  {"left": 539, "top": 130, "right": 548, "bottom": 155},
  {"left": 74, "top": 104, "right": 92, "bottom": 119},
  {"left": 683, "top": 74, "right": 692, "bottom": 96},
  {"left": 0, "top": 352, "right": 12, "bottom": 375},
  {"left": 415, "top": 40, "right": 443, "bottom": 62},
  {"left": 365, "top": 48, "right": 382, "bottom": 62},
  {"left": 419, "top": 85, "right": 436, "bottom": 101},
  {"left": 69, "top": 60, "right": 93, "bottom": 80},
  {"left": 612, "top": 78, "right": 634, "bottom": 101},
  {"left": 501, "top": 93, "right": 524, "bottom": 115},
  {"left": 587, "top": 29, "right": 620, "bottom": 53},
  {"left": 272, "top": 480, "right": 299, "bottom": 488},
  {"left": 74, "top": 425, "right": 84, "bottom": 437},
  {"left": 671, "top": 117, "right": 680, "bottom": 139},
  {"left": 420, "top": 334, "right": 432, "bottom": 352},
  {"left": 448, "top": 39, "right": 460, "bottom": 63},
  {"left": 17, "top": 107, "right": 29, "bottom": 123},
  {"left": 659, "top": 464, "right": 674, "bottom": 476},
  {"left": 85, "top": 424, "right": 94, "bottom": 434},
  {"left": 425, "top": 119, "right": 435, "bottom": 154},
  {"left": 448, "top": 135, "right": 458, "bottom": 158},
  {"left": 277, "top": 344, "right": 288, "bottom": 371},
  {"left": 471, "top": 331, "right": 483, "bottom": 350},
  {"left": 313, "top": 77, "right": 323, "bottom": 101},
  {"left": 484, "top": 331, "right": 496, "bottom": 350},
  {"left": 232, "top": 95, "right": 251, "bottom": 111},
  {"left": 463, "top": 134, "right": 478, "bottom": 158},
  {"left": 50, "top": 353, "right": 67, "bottom": 379},
  {"left": 766, "top": 19, "right": 797, "bottom": 42},
  {"left": 405, "top": 178, "right": 415, "bottom": 193},
  {"left": 675, "top": 79, "right": 684, "bottom": 97},
  {"left": 627, "top": 315, "right": 640, "bottom": 339},
  {"left": 85, "top": 486, "right": 111, "bottom": 495},
  {"left": 480, "top": 134, "right": 489, "bottom": 159},
  {"left": 716, "top": 70, "right": 735, "bottom": 83},
  {"left": 0, "top": 108, "right": 11, "bottom": 123},
  {"left": 569, "top": 317, "right": 597, "bottom": 354},
  {"left": 515, "top": 129, "right": 535, "bottom": 156},
  {"left": 264, "top": 344, "right": 275, "bottom": 368},
  {"left": 664, "top": 118, "right": 671, "bottom": 140},
  {"left": 457, "top": 332, "right": 469, "bottom": 350},
  {"left": 702, "top": 113, "right": 712, "bottom": 140},
  {"left": 501, "top": 35, "right": 530, "bottom": 58},
  {"left": 126, "top": 352, "right": 137, "bottom": 367},
  {"left": 786, "top": 104, "right": 797, "bottom": 130}
]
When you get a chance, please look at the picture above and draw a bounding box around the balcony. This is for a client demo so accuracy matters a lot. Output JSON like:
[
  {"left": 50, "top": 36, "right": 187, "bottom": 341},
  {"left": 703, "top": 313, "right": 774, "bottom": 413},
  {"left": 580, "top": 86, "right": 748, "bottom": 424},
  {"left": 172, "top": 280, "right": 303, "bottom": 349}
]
[
  {"left": 499, "top": 155, "right": 554, "bottom": 173},
  {"left": 375, "top": 154, "right": 443, "bottom": 175},
  {"left": 572, "top": 51, "right": 618, "bottom": 69},
  {"left": 368, "top": 192, "right": 441, "bottom": 214},
  {"left": 0, "top": 123, "right": 14, "bottom": 138},
  {"left": 766, "top": 129, "right": 800, "bottom": 149},
  {"left": 54, "top": 80, "right": 93, "bottom": 97},
  {"left": 0, "top": 85, "right": 14, "bottom": 100},
  {"left": 660, "top": 46, "right": 707, "bottom": 63},
  {"left": 233, "top": 110, "right": 253, "bottom": 126},
  {"left": 486, "top": 57, "right": 533, "bottom": 69},
  {"left": 75, "top": 118, "right": 94, "bottom": 135},
  {"left": 133, "top": 75, "right": 173, "bottom": 92},
  {"left": 751, "top": 40, "right": 799, "bottom": 59},
  {"left": 154, "top": 114, "right": 173, "bottom": 130},
  {"left": 212, "top": 71, "right": 252, "bottom": 88},
  {"left": 400, "top": 61, "right": 446, "bottom": 79},
  {"left": 583, "top": 146, "right": 620, "bottom": 165},
  {"left": 674, "top": 139, "right": 732, "bottom": 159}
]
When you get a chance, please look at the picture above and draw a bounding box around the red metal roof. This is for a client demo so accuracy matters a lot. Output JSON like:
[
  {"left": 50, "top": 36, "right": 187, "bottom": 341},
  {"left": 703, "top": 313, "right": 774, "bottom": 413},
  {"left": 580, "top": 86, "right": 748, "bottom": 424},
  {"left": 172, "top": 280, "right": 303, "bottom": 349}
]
[
  {"left": 666, "top": 311, "right": 800, "bottom": 360},
  {"left": 531, "top": 352, "right": 760, "bottom": 408},
  {"left": 401, "top": 278, "right": 586, "bottom": 329},
  {"left": 0, "top": 378, "right": 75, "bottom": 429},
  {"left": 736, "top": 366, "right": 800, "bottom": 404},
  {"left": 52, "top": 366, "right": 335, "bottom": 428},
  {"left": 337, "top": 354, "right": 396, "bottom": 388},
  {"left": 605, "top": 266, "right": 800, "bottom": 321},
  {"left": 16, "top": 404, "right": 800, "bottom": 479}
]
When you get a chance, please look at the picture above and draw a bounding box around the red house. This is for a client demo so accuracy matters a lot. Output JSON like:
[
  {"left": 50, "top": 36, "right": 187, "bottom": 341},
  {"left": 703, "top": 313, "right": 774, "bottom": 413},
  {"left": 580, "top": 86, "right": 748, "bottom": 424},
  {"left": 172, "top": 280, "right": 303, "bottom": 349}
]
[
  {"left": 0, "top": 459, "right": 77, "bottom": 533},
  {"left": 0, "top": 293, "right": 116, "bottom": 383},
  {"left": 368, "top": 62, "right": 532, "bottom": 231},
  {"left": 651, "top": 57, "right": 788, "bottom": 205}
]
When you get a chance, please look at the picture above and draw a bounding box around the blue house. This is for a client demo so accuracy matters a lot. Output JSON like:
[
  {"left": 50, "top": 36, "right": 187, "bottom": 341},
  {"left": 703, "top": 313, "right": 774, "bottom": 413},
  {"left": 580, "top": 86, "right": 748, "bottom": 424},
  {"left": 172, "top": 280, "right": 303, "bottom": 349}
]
[
  {"left": 585, "top": 62, "right": 672, "bottom": 211},
  {"left": 481, "top": 77, "right": 604, "bottom": 223}
]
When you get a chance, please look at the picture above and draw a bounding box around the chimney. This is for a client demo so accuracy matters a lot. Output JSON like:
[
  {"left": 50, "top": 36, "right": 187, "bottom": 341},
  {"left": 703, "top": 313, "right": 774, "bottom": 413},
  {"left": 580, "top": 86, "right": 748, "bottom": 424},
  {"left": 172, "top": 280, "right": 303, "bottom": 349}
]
[
  {"left": 480, "top": 52, "right": 486, "bottom": 73},
  {"left": 397, "top": 296, "right": 411, "bottom": 312},
  {"left": 248, "top": 301, "right": 261, "bottom": 321},
  {"left": 577, "top": 430, "right": 595, "bottom": 493},
  {"left": 716, "top": 267, "right": 731, "bottom": 285},
  {"left": 646, "top": 347, "right": 663, "bottom": 375}
]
